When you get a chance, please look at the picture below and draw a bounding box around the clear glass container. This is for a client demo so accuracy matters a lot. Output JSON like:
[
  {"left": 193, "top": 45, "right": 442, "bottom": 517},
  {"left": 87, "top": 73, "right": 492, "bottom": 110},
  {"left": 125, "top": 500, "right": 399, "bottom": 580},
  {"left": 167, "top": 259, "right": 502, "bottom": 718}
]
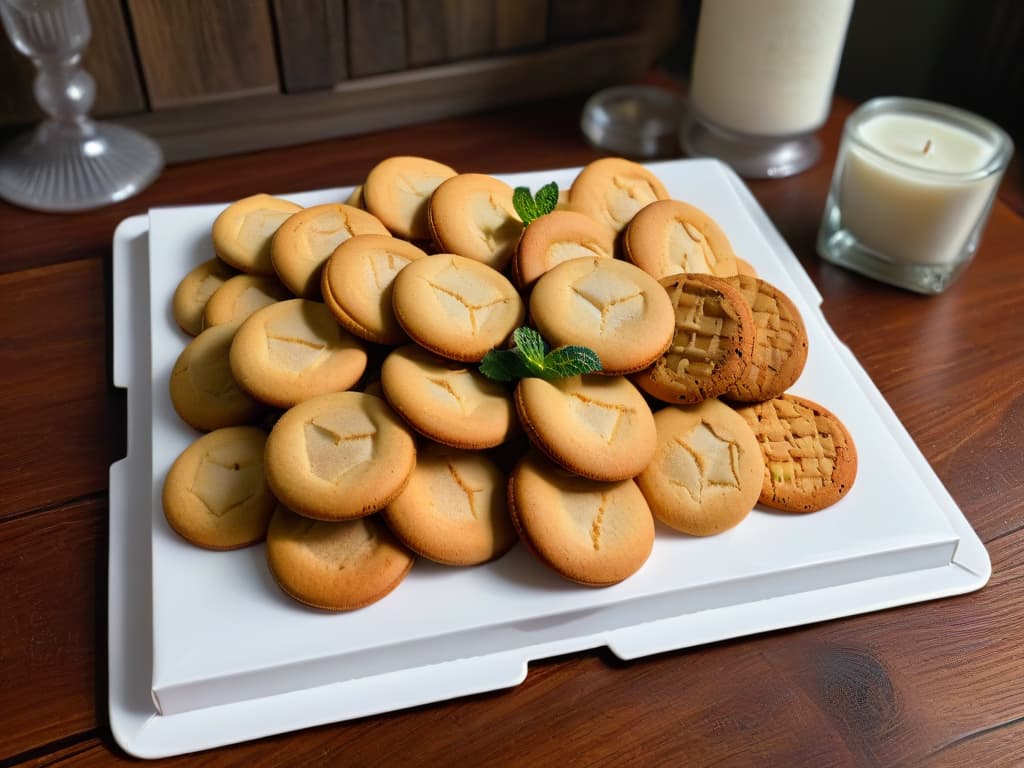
[
  {"left": 817, "top": 97, "right": 1013, "bottom": 294},
  {"left": 0, "top": 0, "right": 163, "bottom": 213}
]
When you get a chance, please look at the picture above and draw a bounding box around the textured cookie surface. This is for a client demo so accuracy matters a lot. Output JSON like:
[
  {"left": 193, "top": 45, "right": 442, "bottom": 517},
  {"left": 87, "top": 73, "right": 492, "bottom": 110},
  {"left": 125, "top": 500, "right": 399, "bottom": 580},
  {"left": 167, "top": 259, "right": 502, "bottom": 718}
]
[
  {"left": 212, "top": 194, "right": 302, "bottom": 275},
  {"left": 384, "top": 442, "right": 516, "bottom": 566},
  {"left": 321, "top": 235, "right": 428, "bottom": 345},
  {"left": 173, "top": 258, "right": 236, "bottom": 336},
  {"left": 722, "top": 274, "right": 808, "bottom": 402},
  {"left": 162, "top": 426, "right": 275, "bottom": 549},
  {"left": 568, "top": 157, "right": 670, "bottom": 235},
  {"left": 264, "top": 391, "right": 416, "bottom": 520},
  {"left": 170, "top": 324, "right": 262, "bottom": 431},
  {"left": 513, "top": 210, "right": 615, "bottom": 290},
  {"left": 633, "top": 273, "right": 754, "bottom": 404},
  {"left": 203, "top": 273, "right": 292, "bottom": 329},
  {"left": 266, "top": 505, "right": 414, "bottom": 611},
  {"left": 624, "top": 199, "right": 739, "bottom": 279},
  {"left": 530, "top": 257, "right": 675, "bottom": 375},
  {"left": 515, "top": 374, "right": 656, "bottom": 481},
  {"left": 271, "top": 203, "right": 390, "bottom": 298},
  {"left": 392, "top": 253, "right": 525, "bottom": 362},
  {"left": 364, "top": 156, "right": 457, "bottom": 240},
  {"left": 381, "top": 344, "right": 516, "bottom": 449},
  {"left": 229, "top": 298, "right": 368, "bottom": 408},
  {"left": 508, "top": 452, "right": 655, "bottom": 586},
  {"left": 428, "top": 173, "right": 522, "bottom": 270},
  {"left": 637, "top": 401, "right": 763, "bottom": 535},
  {"left": 737, "top": 395, "right": 857, "bottom": 513}
]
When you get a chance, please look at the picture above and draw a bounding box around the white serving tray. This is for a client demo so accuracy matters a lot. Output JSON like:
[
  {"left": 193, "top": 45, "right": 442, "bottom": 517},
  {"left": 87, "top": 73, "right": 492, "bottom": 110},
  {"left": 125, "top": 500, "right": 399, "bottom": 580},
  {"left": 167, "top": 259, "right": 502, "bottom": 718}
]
[{"left": 109, "top": 159, "right": 990, "bottom": 758}]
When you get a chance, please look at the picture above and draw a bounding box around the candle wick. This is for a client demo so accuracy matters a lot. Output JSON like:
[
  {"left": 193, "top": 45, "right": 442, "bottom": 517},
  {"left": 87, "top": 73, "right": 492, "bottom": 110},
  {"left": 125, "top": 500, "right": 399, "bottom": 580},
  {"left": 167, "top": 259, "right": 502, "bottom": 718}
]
[{"left": 923, "top": 139, "right": 932, "bottom": 154}]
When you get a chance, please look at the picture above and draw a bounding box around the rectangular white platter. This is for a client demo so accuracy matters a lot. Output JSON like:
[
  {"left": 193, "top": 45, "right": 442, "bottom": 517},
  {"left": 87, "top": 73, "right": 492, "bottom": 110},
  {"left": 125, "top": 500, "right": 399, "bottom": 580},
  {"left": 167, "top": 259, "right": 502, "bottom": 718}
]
[{"left": 109, "top": 158, "right": 990, "bottom": 758}]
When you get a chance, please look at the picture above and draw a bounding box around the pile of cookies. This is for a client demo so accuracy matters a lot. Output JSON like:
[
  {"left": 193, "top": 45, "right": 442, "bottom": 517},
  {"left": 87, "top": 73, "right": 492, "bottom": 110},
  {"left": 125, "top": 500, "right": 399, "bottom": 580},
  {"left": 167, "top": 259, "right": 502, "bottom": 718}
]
[{"left": 163, "top": 156, "right": 857, "bottom": 612}]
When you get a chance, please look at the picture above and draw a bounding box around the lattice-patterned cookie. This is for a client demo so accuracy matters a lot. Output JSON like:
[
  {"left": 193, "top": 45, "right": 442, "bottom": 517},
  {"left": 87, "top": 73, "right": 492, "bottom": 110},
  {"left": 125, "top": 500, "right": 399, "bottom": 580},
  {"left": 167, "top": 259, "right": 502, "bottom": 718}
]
[
  {"left": 722, "top": 274, "right": 808, "bottom": 402},
  {"left": 737, "top": 395, "right": 857, "bottom": 513},
  {"left": 633, "top": 273, "right": 754, "bottom": 404}
]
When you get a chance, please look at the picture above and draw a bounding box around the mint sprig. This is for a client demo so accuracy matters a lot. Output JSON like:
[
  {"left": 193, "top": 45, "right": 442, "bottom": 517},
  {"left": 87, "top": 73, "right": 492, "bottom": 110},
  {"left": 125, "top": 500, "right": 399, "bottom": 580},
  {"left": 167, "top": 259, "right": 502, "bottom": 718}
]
[
  {"left": 512, "top": 182, "right": 559, "bottom": 225},
  {"left": 479, "top": 327, "right": 602, "bottom": 381}
]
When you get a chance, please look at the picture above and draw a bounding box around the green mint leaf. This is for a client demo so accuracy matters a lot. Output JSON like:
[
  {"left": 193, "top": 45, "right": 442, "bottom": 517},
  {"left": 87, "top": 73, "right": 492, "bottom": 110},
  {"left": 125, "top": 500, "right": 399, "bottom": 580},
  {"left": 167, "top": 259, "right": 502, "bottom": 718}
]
[
  {"left": 540, "top": 345, "right": 603, "bottom": 379},
  {"left": 534, "top": 182, "right": 559, "bottom": 216},
  {"left": 513, "top": 326, "right": 548, "bottom": 369},
  {"left": 512, "top": 186, "right": 539, "bottom": 224},
  {"left": 479, "top": 348, "right": 531, "bottom": 381}
]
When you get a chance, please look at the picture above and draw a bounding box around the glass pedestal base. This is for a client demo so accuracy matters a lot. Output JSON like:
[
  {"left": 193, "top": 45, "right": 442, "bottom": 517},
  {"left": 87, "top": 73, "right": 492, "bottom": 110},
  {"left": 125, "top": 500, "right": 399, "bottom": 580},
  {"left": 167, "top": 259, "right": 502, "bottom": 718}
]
[
  {"left": 0, "top": 119, "right": 163, "bottom": 213},
  {"left": 680, "top": 112, "right": 820, "bottom": 179}
]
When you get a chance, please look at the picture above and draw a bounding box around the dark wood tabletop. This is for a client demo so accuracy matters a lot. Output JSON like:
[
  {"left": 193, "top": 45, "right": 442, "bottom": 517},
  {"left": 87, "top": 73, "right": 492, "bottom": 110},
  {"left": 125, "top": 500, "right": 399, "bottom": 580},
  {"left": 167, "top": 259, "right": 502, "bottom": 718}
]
[{"left": 2, "top": 91, "right": 1023, "bottom": 767}]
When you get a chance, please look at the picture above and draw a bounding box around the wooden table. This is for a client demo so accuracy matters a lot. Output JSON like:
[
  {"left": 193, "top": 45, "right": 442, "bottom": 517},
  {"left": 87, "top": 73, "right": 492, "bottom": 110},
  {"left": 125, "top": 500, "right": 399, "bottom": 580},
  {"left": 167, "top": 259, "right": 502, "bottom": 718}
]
[{"left": 2, "top": 93, "right": 1023, "bottom": 767}]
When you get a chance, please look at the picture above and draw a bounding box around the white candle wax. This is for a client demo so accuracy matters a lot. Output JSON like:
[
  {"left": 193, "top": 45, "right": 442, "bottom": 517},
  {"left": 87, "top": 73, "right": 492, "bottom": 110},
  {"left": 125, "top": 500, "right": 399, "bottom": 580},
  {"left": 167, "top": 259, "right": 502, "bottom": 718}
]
[
  {"left": 839, "top": 113, "right": 1000, "bottom": 266},
  {"left": 689, "top": 0, "right": 854, "bottom": 137}
]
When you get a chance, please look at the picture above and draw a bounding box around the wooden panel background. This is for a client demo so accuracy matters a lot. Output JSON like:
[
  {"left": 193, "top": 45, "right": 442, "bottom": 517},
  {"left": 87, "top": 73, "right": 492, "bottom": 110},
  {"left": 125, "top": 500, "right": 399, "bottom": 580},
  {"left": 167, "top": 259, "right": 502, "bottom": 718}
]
[
  {"left": 407, "top": 0, "right": 495, "bottom": 68},
  {"left": 271, "top": 0, "right": 349, "bottom": 93},
  {"left": 495, "top": 0, "right": 549, "bottom": 52},
  {"left": 127, "top": 0, "right": 280, "bottom": 108},
  {"left": 347, "top": 0, "right": 408, "bottom": 77}
]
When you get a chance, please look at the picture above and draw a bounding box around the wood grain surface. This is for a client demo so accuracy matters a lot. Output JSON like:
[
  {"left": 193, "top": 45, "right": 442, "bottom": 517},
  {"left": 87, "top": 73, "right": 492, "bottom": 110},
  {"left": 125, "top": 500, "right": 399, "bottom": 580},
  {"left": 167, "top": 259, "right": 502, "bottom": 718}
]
[
  {"left": 407, "top": 0, "right": 496, "bottom": 68},
  {"left": 271, "top": 0, "right": 349, "bottom": 92},
  {"left": 346, "top": 0, "right": 408, "bottom": 77},
  {"left": 0, "top": 87, "right": 1022, "bottom": 767}
]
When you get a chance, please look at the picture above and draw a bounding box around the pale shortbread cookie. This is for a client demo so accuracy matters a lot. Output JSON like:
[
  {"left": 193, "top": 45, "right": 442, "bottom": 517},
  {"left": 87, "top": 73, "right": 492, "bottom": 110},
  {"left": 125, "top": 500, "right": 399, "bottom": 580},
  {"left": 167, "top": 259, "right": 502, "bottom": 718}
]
[
  {"left": 381, "top": 344, "right": 517, "bottom": 449},
  {"left": 212, "top": 193, "right": 302, "bottom": 275},
  {"left": 568, "top": 157, "right": 670, "bottom": 235},
  {"left": 266, "top": 505, "right": 414, "bottom": 611},
  {"left": 512, "top": 210, "right": 614, "bottom": 290},
  {"left": 427, "top": 173, "right": 522, "bottom": 270},
  {"left": 529, "top": 257, "right": 675, "bottom": 375},
  {"left": 173, "top": 257, "right": 236, "bottom": 336},
  {"left": 735, "top": 257, "right": 758, "bottom": 277},
  {"left": 162, "top": 426, "right": 275, "bottom": 549},
  {"left": 508, "top": 452, "right": 655, "bottom": 586},
  {"left": 264, "top": 391, "right": 416, "bottom": 521},
  {"left": 637, "top": 401, "right": 763, "bottom": 536},
  {"left": 321, "top": 235, "right": 428, "bottom": 345},
  {"left": 736, "top": 395, "right": 857, "bottom": 513},
  {"left": 722, "top": 274, "right": 808, "bottom": 402},
  {"left": 624, "top": 199, "right": 739, "bottom": 279},
  {"left": 170, "top": 324, "right": 262, "bottom": 431},
  {"left": 203, "top": 273, "right": 291, "bottom": 329},
  {"left": 391, "top": 253, "right": 525, "bottom": 362},
  {"left": 515, "top": 374, "right": 656, "bottom": 481},
  {"left": 271, "top": 203, "right": 390, "bottom": 299},
  {"left": 363, "top": 156, "right": 457, "bottom": 240},
  {"left": 633, "top": 273, "right": 755, "bottom": 404},
  {"left": 384, "top": 442, "right": 516, "bottom": 566},
  {"left": 229, "top": 299, "right": 368, "bottom": 408},
  {"left": 345, "top": 184, "right": 364, "bottom": 208}
]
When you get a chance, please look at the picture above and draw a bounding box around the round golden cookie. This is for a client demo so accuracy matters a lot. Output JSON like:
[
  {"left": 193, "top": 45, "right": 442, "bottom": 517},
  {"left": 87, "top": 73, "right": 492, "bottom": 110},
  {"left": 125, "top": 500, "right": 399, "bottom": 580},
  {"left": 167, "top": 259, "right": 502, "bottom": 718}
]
[
  {"left": 637, "top": 401, "right": 764, "bottom": 536},
  {"left": 529, "top": 257, "right": 675, "bottom": 375},
  {"left": 173, "top": 257, "right": 237, "bottom": 336},
  {"left": 381, "top": 344, "right": 517, "bottom": 449},
  {"left": 512, "top": 210, "right": 615, "bottom": 291},
  {"left": 162, "top": 426, "right": 275, "bottom": 549},
  {"left": 345, "top": 184, "right": 364, "bottom": 208},
  {"left": 624, "top": 199, "right": 739, "bottom": 279},
  {"left": 264, "top": 391, "right": 416, "bottom": 521},
  {"left": 203, "top": 273, "right": 292, "bottom": 329},
  {"left": 568, "top": 157, "right": 670, "bottom": 235},
  {"left": 384, "top": 442, "right": 517, "bottom": 566},
  {"left": 212, "top": 194, "right": 302, "bottom": 275},
  {"left": 736, "top": 395, "right": 857, "bottom": 513},
  {"left": 170, "top": 324, "right": 262, "bottom": 431},
  {"left": 721, "top": 274, "right": 808, "bottom": 402},
  {"left": 633, "top": 273, "right": 755, "bottom": 404},
  {"left": 363, "top": 156, "right": 457, "bottom": 240},
  {"left": 321, "top": 234, "right": 428, "bottom": 345},
  {"left": 515, "top": 374, "right": 655, "bottom": 481},
  {"left": 427, "top": 173, "right": 523, "bottom": 270},
  {"left": 229, "top": 299, "right": 368, "bottom": 408},
  {"left": 735, "top": 257, "right": 758, "bottom": 277},
  {"left": 266, "top": 505, "right": 414, "bottom": 611},
  {"left": 391, "top": 253, "right": 525, "bottom": 362},
  {"left": 508, "top": 452, "right": 655, "bottom": 586},
  {"left": 271, "top": 203, "right": 390, "bottom": 299}
]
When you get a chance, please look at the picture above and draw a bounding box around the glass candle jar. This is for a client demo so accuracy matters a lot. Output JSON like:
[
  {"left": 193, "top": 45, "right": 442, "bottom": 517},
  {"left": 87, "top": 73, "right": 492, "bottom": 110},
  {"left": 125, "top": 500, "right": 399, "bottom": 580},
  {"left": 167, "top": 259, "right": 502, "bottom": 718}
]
[{"left": 817, "top": 97, "right": 1013, "bottom": 294}]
